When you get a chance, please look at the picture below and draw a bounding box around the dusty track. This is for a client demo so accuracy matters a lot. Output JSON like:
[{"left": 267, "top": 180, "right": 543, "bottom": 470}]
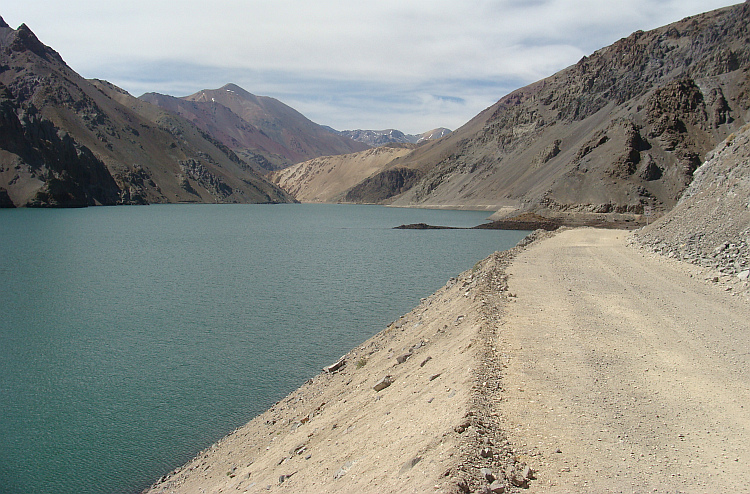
[{"left": 498, "top": 228, "right": 750, "bottom": 492}]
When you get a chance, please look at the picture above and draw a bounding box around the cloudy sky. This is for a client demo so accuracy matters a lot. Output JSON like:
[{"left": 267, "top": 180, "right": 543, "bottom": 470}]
[{"left": 3, "top": 0, "right": 738, "bottom": 134}]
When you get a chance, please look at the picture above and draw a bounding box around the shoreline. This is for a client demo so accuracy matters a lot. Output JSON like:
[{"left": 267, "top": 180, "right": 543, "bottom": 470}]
[
  {"left": 142, "top": 227, "right": 750, "bottom": 492},
  {"left": 394, "top": 212, "right": 646, "bottom": 232},
  {"left": 144, "top": 230, "right": 553, "bottom": 494}
]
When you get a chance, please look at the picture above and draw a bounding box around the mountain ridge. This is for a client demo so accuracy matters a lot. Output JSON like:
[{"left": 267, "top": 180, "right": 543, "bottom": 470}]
[
  {"left": 140, "top": 83, "right": 370, "bottom": 172},
  {"left": 273, "top": 3, "right": 750, "bottom": 224},
  {"left": 0, "top": 18, "right": 295, "bottom": 207},
  {"left": 386, "top": 3, "right": 750, "bottom": 218},
  {"left": 331, "top": 127, "right": 451, "bottom": 147}
]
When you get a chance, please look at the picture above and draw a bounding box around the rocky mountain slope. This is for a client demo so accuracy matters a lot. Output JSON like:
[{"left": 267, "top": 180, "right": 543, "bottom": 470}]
[
  {"left": 635, "top": 122, "right": 750, "bottom": 280},
  {"left": 269, "top": 127, "right": 453, "bottom": 204},
  {"left": 140, "top": 84, "right": 369, "bottom": 172},
  {"left": 330, "top": 3, "right": 750, "bottom": 222},
  {"left": 332, "top": 127, "right": 451, "bottom": 147},
  {"left": 269, "top": 144, "right": 416, "bottom": 203},
  {"left": 0, "top": 18, "right": 294, "bottom": 207}
]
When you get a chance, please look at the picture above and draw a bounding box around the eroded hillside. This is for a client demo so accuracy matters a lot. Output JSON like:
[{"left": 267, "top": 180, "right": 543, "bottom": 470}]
[
  {"left": 347, "top": 3, "right": 750, "bottom": 221},
  {"left": 270, "top": 144, "right": 416, "bottom": 203},
  {"left": 635, "top": 122, "right": 750, "bottom": 279}
]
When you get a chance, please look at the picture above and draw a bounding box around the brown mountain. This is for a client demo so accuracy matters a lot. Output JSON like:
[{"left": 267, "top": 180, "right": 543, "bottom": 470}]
[
  {"left": 269, "top": 143, "right": 417, "bottom": 203},
  {"left": 0, "top": 18, "right": 294, "bottom": 207},
  {"left": 140, "top": 84, "right": 370, "bottom": 172},
  {"left": 322, "top": 3, "right": 750, "bottom": 222}
]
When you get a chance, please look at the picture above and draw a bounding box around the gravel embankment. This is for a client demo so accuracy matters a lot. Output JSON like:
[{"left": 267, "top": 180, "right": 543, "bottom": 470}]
[
  {"left": 635, "top": 124, "right": 750, "bottom": 294},
  {"left": 144, "top": 230, "right": 554, "bottom": 494},
  {"left": 499, "top": 228, "right": 750, "bottom": 492}
]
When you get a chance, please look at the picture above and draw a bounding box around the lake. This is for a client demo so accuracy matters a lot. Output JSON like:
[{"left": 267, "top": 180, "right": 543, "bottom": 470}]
[{"left": 0, "top": 204, "right": 529, "bottom": 494}]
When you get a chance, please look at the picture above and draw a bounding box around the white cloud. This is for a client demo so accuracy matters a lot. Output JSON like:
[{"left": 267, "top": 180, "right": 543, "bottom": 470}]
[{"left": 1, "top": 0, "right": 739, "bottom": 134}]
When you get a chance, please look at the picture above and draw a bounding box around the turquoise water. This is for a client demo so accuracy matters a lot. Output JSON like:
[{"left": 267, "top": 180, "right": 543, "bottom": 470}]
[{"left": 0, "top": 204, "right": 528, "bottom": 494}]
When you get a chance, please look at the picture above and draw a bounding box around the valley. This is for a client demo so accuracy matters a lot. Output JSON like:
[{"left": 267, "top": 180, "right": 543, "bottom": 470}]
[{"left": 2, "top": 2, "right": 750, "bottom": 493}]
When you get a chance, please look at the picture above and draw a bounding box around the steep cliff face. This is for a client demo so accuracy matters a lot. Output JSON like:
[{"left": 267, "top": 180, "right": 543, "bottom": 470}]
[
  {"left": 0, "top": 83, "right": 119, "bottom": 207},
  {"left": 343, "top": 167, "right": 424, "bottom": 204},
  {"left": 362, "top": 3, "right": 750, "bottom": 219},
  {"left": 0, "top": 18, "right": 294, "bottom": 207}
]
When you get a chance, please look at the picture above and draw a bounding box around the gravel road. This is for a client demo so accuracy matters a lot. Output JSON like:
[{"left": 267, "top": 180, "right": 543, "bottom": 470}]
[{"left": 498, "top": 228, "right": 750, "bottom": 493}]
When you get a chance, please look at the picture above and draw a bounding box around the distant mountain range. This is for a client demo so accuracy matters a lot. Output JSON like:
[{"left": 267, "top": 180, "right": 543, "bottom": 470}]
[
  {"left": 328, "top": 128, "right": 451, "bottom": 147},
  {"left": 0, "top": 18, "right": 298, "bottom": 206},
  {"left": 274, "top": 3, "right": 750, "bottom": 224},
  {"left": 3, "top": 3, "right": 748, "bottom": 215},
  {"left": 139, "top": 85, "right": 370, "bottom": 172}
]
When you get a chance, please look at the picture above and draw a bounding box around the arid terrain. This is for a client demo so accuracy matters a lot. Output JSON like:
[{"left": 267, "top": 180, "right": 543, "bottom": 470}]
[
  {"left": 4, "top": 4, "right": 748, "bottom": 212},
  {"left": 3, "top": 2, "right": 749, "bottom": 492},
  {"left": 145, "top": 121, "right": 750, "bottom": 492},
  {"left": 271, "top": 3, "right": 750, "bottom": 227},
  {"left": 269, "top": 144, "right": 416, "bottom": 203},
  {"left": 500, "top": 229, "right": 749, "bottom": 493},
  {"left": 143, "top": 225, "right": 749, "bottom": 494},
  {"left": 0, "top": 19, "right": 299, "bottom": 207},
  {"left": 140, "top": 85, "right": 370, "bottom": 172}
]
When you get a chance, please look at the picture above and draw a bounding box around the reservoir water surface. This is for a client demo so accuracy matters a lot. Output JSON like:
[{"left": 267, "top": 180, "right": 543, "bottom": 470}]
[{"left": 0, "top": 204, "right": 528, "bottom": 494}]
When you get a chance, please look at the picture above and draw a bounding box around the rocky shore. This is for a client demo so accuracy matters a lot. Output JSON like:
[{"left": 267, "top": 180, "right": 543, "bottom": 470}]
[
  {"left": 143, "top": 124, "right": 750, "bottom": 494},
  {"left": 144, "top": 225, "right": 750, "bottom": 494},
  {"left": 395, "top": 212, "right": 644, "bottom": 232}
]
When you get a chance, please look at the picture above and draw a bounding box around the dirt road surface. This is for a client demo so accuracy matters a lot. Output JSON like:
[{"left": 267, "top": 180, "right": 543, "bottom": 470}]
[{"left": 499, "top": 228, "right": 750, "bottom": 492}]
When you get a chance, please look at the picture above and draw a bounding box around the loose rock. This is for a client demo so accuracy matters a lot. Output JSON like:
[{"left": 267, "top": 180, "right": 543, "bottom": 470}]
[
  {"left": 489, "top": 480, "right": 506, "bottom": 493},
  {"left": 480, "top": 467, "right": 495, "bottom": 482},
  {"left": 373, "top": 375, "right": 393, "bottom": 392}
]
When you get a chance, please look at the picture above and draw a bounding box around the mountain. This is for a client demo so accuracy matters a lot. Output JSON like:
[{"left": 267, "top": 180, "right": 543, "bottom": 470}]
[
  {"left": 331, "top": 3, "right": 750, "bottom": 222},
  {"left": 417, "top": 128, "right": 452, "bottom": 142},
  {"left": 333, "top": 128, "right": 451, "bottom": 147},
  {"left": 636, "top": 122, "right": 750, "bottom": 277},
  {"left": 0, "top": 18, "right": 294, "bottom": 207},
  {"left": 140, "top": 84, "right": 370, "bottom": 172},
  {"left": 269, "top": 143, "right": 417, "bottom": 203}
]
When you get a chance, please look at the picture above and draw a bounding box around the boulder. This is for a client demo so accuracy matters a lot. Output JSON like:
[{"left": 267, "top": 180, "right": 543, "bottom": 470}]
[{"left": 323, "top": 357, "right": 346, "bottom": 373}]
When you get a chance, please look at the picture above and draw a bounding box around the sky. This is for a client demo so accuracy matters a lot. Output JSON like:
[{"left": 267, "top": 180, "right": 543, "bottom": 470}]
[{"left": 2, "top": 0, "right": 739, "bottom": 134}]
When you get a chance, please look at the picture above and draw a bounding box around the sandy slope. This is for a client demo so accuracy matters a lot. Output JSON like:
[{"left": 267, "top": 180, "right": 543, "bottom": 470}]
[
  {"left": 270, "top": 146, "right": 414, "bottom": 203},
  {"left": 144, "top": 238, "right": 527, "bottom": 494},
  {"left": 144, "top": 228, "right": 749, "bottom": 493}
]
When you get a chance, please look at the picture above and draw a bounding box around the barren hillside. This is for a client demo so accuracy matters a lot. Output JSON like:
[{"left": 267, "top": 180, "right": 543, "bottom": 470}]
[
  {"left": 270, "top": 144, "right": 415, "bottom": 203},
  {"left": 339, "top": 3, "right": 750, "bottom": 222},
  {"left": 140, "top": 84, "right": 370, "bottom": 172},
  {"left": 635, "top": 122, "right": 750, "bottom": 278}
]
